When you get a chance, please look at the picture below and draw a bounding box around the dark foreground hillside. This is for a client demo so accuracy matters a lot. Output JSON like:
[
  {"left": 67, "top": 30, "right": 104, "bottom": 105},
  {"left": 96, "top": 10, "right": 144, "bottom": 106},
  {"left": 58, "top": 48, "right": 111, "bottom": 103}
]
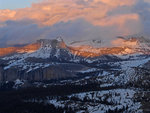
[{"left": 0, "top": 80, "right": 149, "bottom": 113}]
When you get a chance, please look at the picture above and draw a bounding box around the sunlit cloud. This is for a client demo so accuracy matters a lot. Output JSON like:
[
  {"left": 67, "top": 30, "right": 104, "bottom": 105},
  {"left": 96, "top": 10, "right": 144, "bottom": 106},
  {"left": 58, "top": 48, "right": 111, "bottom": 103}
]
[
  {"left": 0, "top": 0, "right": 149, "bottom": 47},
  {"left": 0, "top": 0, "right": 138, "bottom": 26}
]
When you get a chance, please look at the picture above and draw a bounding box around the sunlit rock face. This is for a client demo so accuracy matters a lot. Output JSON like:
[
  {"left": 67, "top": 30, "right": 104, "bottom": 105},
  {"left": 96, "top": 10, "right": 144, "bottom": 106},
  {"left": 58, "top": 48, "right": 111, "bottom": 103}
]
[
  {"left": 0, "top": 43, "right": 41, "bottom": 57},
  {"left": 0, "top": 47, "right": 17, "bottom": 57},
  {"left": 0, "top": 36, "right": 150, "bottom": 58},
  {"left": 0, "top": 37, "right": 68, "bottom": 57},
  {"left": 69, "top": 37, "right": 150, "bottom": 57},
  {"left": 69, "top": 46, "right": 134, "bottom": 58}
]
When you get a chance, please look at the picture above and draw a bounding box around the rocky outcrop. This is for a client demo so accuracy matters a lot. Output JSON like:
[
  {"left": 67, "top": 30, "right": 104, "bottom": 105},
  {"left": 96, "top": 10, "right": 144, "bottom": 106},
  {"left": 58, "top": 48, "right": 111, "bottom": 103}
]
[
  {"left": 0, "top": 66, "right": 3, "bottom": 81},
  {"left": 0, "top": 65, "right": 75, "bottom": 82},
  {"left": 37, "top": 37, "right": 67, "bottom": 49}
]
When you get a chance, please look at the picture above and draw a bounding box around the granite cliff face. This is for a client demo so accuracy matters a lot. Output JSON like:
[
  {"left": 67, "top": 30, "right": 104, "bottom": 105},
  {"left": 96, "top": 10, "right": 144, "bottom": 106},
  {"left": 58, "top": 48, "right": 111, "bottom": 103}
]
[
  {"left": 0, "top": 65, "right": 75, "bottom": 81},
  {"left": 0, "top": 66, "right": 3, "bottom": 81}
]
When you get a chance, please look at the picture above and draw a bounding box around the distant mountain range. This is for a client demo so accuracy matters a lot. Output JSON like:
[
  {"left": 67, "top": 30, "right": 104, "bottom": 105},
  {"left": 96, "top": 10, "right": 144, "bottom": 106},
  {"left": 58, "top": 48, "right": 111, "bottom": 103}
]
[{"left": 0, "top": 36, "right": 150, "bottom": 82}]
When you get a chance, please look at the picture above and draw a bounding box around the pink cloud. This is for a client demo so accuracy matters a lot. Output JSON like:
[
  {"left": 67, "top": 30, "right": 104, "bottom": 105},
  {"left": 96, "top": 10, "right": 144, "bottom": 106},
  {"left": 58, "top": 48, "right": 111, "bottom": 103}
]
[
  {"left": 0, "top": 0, "right": 139, "bottom": 27},
  {"left": 0, "top": 0, "right": 147, "bottom": 47}
]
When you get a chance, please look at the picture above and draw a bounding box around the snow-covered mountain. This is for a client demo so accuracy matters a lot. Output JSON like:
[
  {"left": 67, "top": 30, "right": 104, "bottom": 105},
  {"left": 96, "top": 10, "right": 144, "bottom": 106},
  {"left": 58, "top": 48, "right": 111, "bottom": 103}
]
[
  {"left": 0, "top": 36, "right": 150, "bottom": 82},
  {"left": 0, "top": 36, "right": 150, "bottom": 113}
]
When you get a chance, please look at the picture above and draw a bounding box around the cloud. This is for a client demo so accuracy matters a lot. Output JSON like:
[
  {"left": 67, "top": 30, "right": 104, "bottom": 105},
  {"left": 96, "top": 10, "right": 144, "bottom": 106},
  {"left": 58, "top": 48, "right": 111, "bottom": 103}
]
[
  {"left": 0, "top": 19, "right": 121, "bottom": 47},
  {"left": 99, "top": 0, "right": 136, "bottom": 7},
  {"left": 111, "top": 38, "right": 138, "bottom": 47},
  {"left": 0, "top": 0, "right": 138, "bottom": 26},
  {"left": 0, "top": 0, "right": 149, "bottom": 47},
  {"left": 132, "top": 0, "right": 150, "bottom": 36}
]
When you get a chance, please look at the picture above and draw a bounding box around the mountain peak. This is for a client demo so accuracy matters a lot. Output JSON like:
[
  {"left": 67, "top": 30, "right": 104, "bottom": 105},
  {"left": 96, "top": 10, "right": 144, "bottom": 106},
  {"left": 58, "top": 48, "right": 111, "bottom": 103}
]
[
  {"left": 56, "top": 36, "right": 64, "bottom": 42},
  {"left": 37, "top": 37, "right": 66, "bottom": 49}
]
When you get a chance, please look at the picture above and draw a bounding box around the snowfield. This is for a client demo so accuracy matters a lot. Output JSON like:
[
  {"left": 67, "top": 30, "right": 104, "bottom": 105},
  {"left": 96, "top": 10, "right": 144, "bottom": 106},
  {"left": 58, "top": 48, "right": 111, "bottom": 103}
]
[{"left": 48, "top": 89, "right": 142, "bottom": 113}]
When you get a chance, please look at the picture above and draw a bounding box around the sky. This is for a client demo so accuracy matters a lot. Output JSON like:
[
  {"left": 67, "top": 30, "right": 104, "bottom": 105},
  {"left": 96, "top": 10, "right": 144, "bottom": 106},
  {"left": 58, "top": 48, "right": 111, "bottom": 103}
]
[
  {"left": 0, "top": 0, "right": 37, "bottom": 9},
  {"left": 0, "top": 0, "right": 150, "bottom": 47}
]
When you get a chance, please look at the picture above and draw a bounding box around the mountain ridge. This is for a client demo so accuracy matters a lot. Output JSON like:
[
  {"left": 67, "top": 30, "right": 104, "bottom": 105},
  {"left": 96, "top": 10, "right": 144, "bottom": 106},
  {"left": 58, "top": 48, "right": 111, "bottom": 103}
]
[{"left": 1, "top": 36, "right": 150, "bottom": 58}]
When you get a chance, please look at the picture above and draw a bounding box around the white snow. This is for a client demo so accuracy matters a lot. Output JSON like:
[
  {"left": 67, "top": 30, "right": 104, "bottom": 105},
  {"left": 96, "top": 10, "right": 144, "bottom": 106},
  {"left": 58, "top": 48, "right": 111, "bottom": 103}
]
[
  {"left": 78, "top": 68, "right": 97, "bottom": 73},
  {"left": 47, "top": 89, "right": 142, "bottom": 113},
  {"left": 14, "top": 79, "right": 24, "bottom": 85}
]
